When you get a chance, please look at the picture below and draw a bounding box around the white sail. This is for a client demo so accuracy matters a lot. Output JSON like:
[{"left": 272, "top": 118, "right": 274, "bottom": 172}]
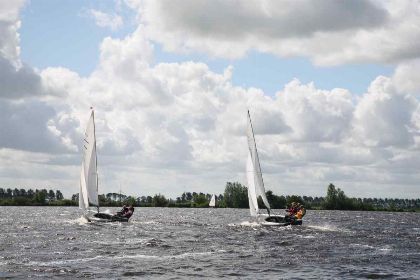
[
  {"left": 209, "top": 194, "right": 216, "bottom": 207},
  {"left": 246, "top": 110, "right": 271, "bottom": 215},
  {"left": 247, "top": 152, "right": 258, "bottom": 216},
  {"left": 79, "top": 110, "right": 99, "bottom": 210}
]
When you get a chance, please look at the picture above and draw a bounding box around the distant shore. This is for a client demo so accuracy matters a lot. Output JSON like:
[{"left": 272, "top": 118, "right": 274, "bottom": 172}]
[
  {"left": 1, "top": 183, "right": 419, "bottom": 212},
  {"left": 0, "top": 200, "right": 418, "bottom": 212}
]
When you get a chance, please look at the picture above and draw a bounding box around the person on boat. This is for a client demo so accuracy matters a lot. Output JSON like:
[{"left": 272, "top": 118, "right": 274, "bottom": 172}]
[
  {"left": 286, "top": 202, "right": 298, "bottom": 216},
  {"left": 294, "top": 204, "right": 306, "bottom": 220},
  {"left": 122, "top": 205, "right": 134, "bottom": 219},
  {"left": 116, "top": 205, "right": 129, "bottom": 216}
]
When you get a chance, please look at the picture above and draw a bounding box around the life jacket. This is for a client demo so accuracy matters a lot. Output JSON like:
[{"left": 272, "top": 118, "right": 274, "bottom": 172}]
[{"left": 295, "top": 207, "right": 306, "bottom": 219}]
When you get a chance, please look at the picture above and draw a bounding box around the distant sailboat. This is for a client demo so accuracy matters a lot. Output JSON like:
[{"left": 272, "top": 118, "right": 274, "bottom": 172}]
[
  {"left": 79, "top": 109, "right": 130, "bottom": 222},
  {"left": 246, "top": 110, "right": 302, "bottom": 226},
  {"left": 209, "top": 194, "right": 216, "bottom": 208}
]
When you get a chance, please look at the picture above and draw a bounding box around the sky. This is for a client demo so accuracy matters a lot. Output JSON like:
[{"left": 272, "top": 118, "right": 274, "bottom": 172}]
[{"left": 1, "top": 0, "right": 420, "bottom": 199}]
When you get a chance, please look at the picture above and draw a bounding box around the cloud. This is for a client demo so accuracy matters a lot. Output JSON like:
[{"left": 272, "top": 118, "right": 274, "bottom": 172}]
[
  {"left": 392, "top": 59, "right": 420, "bottom": 94},
  {"left": 277, "top": 79, "right": 354, "bottom": 142},
  {"left": 0, "top": 0, "right": 25, "bottom": 62},
  {"left": 0, "top": 99, "right": 76, "bottom": 153},
  {"left": 0, "top": 56, "right": 45, "bottom": 99},
  {"left": 131, "top": 0, "right": 420, "bottom": 65},
  {"left": 1, "top": 2, "right": 420, "bottom": 199},
  {"left": 7, "top": 24, "right": 420, "bottom": 197},
  {"left": 87, "top": 9, "right": 123, "bottom": 31},
  {"left": 352, "top": 76, "right": 417, "bottom": 148}
]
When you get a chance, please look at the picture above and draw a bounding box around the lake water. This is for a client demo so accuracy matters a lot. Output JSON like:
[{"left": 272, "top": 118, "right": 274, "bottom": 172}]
[{"left": 0, "top": 207, "right": 419, "bottom": 279}]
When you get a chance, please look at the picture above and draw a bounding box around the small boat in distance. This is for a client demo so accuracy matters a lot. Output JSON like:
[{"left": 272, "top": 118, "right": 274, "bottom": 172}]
[
  {"left": 79, "top": 109, "right": 130, "bottom": 222},
  {"left": 209, "top": 194, "right": 216, "bottom": 208},
  {"left": 246, "top": 110, "right": 302, "bottom": 226}
]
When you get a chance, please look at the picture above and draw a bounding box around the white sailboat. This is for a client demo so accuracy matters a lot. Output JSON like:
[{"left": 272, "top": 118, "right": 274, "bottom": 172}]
[
  {"left": 209, "top": 194, "right": 216, "bottom": 208},
  {"left": 79, "top": 109, "right": 129, "bottom": 222},
  {"left": 246, "top": 110, "right": 300, "bottom": 226}
]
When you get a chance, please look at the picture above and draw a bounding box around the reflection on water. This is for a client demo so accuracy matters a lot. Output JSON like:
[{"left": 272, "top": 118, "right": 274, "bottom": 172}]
[{"left": 0, "top": 207, "right": 419, "bottom": 279}]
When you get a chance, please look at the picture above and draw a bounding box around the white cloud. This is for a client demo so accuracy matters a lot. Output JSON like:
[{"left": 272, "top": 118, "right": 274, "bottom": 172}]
[
  {"left": 277, "top": 79, "right": 354, "bottom": 143},
  {"left": 0, "top": 0, "right": 25, "bottom": 63},
  {"left": 129, "top": 0, "right": 420, "bottom": 65},
  {"left": 87, "top": 9, "right": 123, "bottom": 31},
  {"left": 36, "top": 27, "right": 420, "bottom": 198},
  {"left": 1, "top": 1, "right": 420, "bottom": 199},
  {"left": 392, "top": 59, "right": 420, "bottom": 94},
  {"left": 0, "top": 0, "right": 72, "bottom": 155},
  {"left": 352, "top": 76, "right": 417, "bottom": 148}
]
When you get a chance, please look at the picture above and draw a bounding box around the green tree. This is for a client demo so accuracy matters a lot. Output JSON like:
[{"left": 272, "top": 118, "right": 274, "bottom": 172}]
[
  {"left": 124, "top": 196, "right": 137, "bottom": 206},
  {"left": 266, "top": 190, "right": 287, "bottom": 209},
  {"left": 56, "top": 190, "right": 64, "bottom": 200},
  {"left": 223, "top": 182, "right": 248, "bottom": 208},
  {"left": 34, "top": 190, "right": 47, "bottom": 204},
  {"left": 322, "top": 183, "right": 355, "bottom": 210},
  {"left": 286, "top": 195, "right": 304, "bottom": 206},
  {"left": 192, "top": 193, "right": 208, "bottom": 207},
  {"left": 152, "top": 194, "right": 168, "bottom": 207},
  {"left": 48, "top": 190, "right": 55, "bottom": 201}
]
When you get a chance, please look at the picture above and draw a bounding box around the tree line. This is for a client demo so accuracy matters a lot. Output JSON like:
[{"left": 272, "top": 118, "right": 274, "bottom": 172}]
[
  {"left": 0, "top": 188, "right": 72, "bottom": 206},
  {"left": 0, "top": 183, "right": 419, "bottom": 212}
]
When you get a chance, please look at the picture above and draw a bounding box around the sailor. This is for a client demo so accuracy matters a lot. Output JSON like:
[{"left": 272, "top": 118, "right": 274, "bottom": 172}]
[
  {"left": 122, "top": 205, "right": 134, "bottom": 219},
  {"left": 286, "top": 202, "right": 298, "bottom": 216},
  {"left": 117, "top": 205, "right": 128, "bottom": 216},
  {"left": 295, "top": 204, "right": 306, "bottom": 220}
]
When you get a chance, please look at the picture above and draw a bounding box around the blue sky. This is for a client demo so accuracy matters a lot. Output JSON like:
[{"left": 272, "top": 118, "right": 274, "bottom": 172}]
[
  {"left": 20, "top": 0, "right": 135, "bottom": 75},
  {"left": 20, "top": 0, "right": 393, "bottom": 96}
]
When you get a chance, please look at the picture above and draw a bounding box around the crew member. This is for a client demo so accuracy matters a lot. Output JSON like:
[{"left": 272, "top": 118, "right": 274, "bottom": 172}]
[
  {"left": 294, "top": 204, "right": 306, "bottom": 220},
  {"left": 122, "top": 205, "right": 134, "bottom": 219}
]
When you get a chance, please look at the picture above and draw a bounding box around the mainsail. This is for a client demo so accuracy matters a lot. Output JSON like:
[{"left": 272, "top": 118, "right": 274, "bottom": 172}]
[
  {"left": 79, "top": 110, "right": 99, "bottom": 211},
  {"left": 246, "top": 110, "right": 271, "bottom": 216},
  {"left": 209, "top": 194, "right": 216, "bottom": 207}
]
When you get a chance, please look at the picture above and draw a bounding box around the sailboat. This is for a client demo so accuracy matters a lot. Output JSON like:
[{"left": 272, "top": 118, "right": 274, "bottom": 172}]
[
  {"left": 79, "top": 109, "right": 130, "bottom": 222},
  {"left": 209, "top": 194, "right": 216, "bottom": 208},
  {"left": 246, "top": 110, "right": 302, "bottom": 226}
]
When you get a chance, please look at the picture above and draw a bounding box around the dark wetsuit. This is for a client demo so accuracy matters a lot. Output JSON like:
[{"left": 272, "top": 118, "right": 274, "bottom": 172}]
[
  {"left": 117, "top": 206, "right": 128, "bottom": 216},
  {"left": 123, "top": 209, "right": 134, "bottom": 219}
]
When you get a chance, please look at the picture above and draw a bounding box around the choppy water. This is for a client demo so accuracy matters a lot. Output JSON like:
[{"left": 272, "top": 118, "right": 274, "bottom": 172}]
[{"left": 0, "top": 207, "right": 419, "bottom": 279}]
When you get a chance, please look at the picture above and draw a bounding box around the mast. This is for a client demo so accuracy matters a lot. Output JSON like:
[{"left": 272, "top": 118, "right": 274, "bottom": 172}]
[
  {"left": 119, "top": 183, "right": 122, "bottom": 206},
  {"left": 91, "top": 107, "right": 99, "bottom": 213},
  {"left": 247, "top": 110, "right": 270, "bottom": 216}
]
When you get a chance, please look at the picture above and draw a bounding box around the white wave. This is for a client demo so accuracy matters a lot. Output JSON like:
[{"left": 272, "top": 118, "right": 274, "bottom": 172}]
[
  {"left": 350, "top": 243, "right": 375, "bottom": 249},
  {"left": 296, "top": 234, "right": 316, "bottom": 239},
  {"left": 227, "top": 221, "right": 261, "bottom": 228},
  {"left": 307, "top": 224, "right": 350, "bottom": 233},
  {"left": 26, "top": 250, "right": 217, "bottom": 267},
  {"left": 65, "top": 216, "right": 90, "bottom": 225},
  {"left": 116, "top": 251, "right": 214, "bottom": 260},
  {"left": 379, "top": 245, "right": 393, "bottom": 252},
  {"left": 129, "top": 220, "right": 159, "bottom": 225},
  {"left": 27, "top": 255, "right": 103, "bottom": 266},
  {"left": 92, "top": 238, "right": 156, "bottom": 246}
]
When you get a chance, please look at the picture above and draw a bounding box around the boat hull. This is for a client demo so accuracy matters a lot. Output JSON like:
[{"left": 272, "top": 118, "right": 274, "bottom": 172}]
[
  {"left": 94, "top": 212, "right": 129, "bottom": 222},
  {"left": 83, "top": 212, "right": 129, "bottom": 223},
  {"left": 260, "top": 214, "right": 303, "bottom": 226}
]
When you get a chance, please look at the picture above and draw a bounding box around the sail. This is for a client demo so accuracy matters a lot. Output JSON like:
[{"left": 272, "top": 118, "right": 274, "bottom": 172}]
[
  {"left": 247, "top": 152, "right": 258, "bottom": 216},
  {"left": 246, "top": 110, "right": 271, "bottom": 214},
  {"left": 209, "top": 194, "right": 216, "bottom": 207},
  {"left": 79, "top": 110, "right": 99, "bottom": 210}
]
